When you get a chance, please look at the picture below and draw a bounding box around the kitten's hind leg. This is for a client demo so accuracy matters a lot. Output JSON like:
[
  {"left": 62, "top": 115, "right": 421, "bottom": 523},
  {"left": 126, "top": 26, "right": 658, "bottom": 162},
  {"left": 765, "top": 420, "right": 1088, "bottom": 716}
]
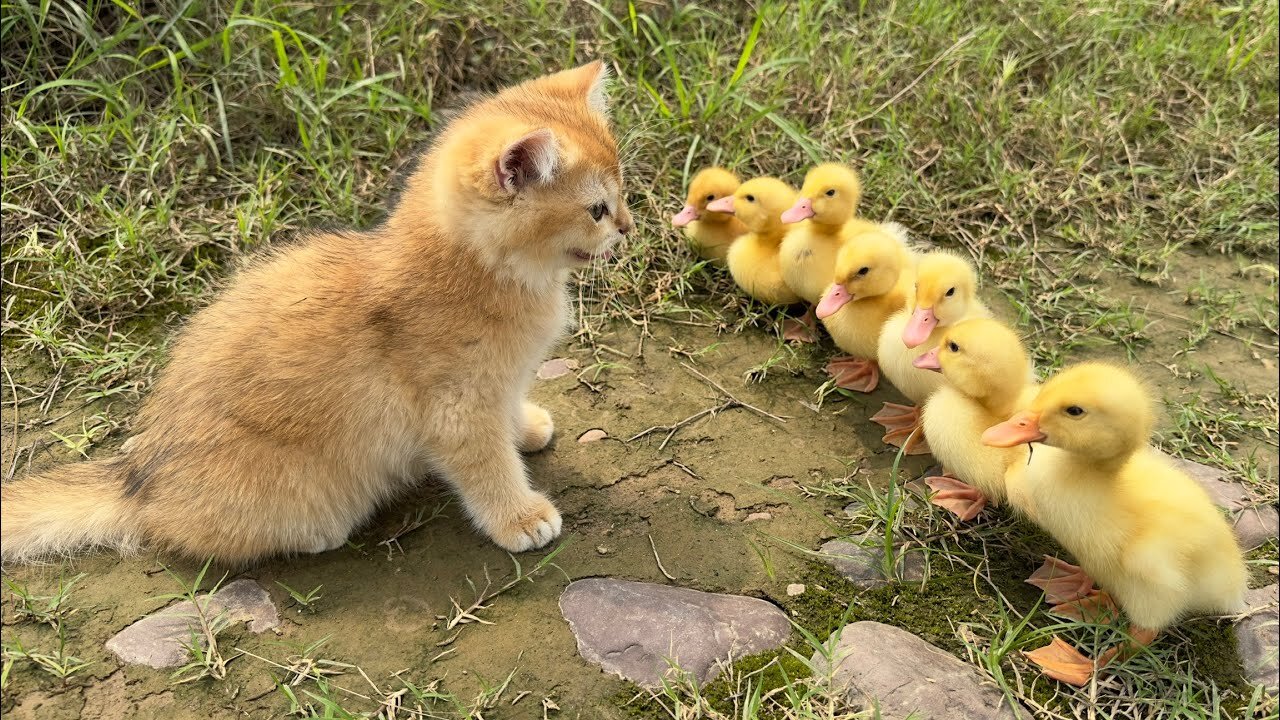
[
  {"left": 432, "top": 411, "right": 562, "bottom": 552},
  {"left": 519, "top": 401, "right": 555, "bottom": 453}
]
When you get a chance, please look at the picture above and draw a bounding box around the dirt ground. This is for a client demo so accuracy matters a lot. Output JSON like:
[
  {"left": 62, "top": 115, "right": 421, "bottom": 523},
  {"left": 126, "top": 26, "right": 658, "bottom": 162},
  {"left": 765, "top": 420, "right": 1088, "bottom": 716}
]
[{"left": 2, "top": 250, "right": 1277, "bottom": 719}]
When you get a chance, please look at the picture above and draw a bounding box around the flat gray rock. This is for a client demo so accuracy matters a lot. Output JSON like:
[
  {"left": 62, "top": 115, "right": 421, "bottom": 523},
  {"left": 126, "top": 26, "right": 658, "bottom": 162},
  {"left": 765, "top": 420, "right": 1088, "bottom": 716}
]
[
  {"left": 1236, "top": 584, "right": 1278, "bottom": 695},
  {"left": 813, "top": 621, "right": 1023, "bottom": 720},
  {"left": 559, "top": 578, "right": 790, "bottom": 688},
  {"left": 1234, "top": 505, "right": 1279, "bottom": 551},
  {"left": 820, "top": 539, "right": 924, "bottom": 588},
  {"left": 106, "top": 579, "right": 280, "bottom": 668}
]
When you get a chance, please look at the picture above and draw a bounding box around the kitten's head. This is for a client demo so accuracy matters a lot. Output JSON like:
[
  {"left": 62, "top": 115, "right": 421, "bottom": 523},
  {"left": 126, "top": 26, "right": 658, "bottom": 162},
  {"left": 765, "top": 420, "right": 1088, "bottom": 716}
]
[{"left": 410, "top": 61, "right": 631, "bottom": 284}]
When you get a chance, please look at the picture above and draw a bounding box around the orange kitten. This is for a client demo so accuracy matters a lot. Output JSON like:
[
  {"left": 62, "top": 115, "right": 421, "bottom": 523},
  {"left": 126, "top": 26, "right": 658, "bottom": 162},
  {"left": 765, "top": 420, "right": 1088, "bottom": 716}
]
[{"left": 1, "top": 62, "right": 631, "bottom": 565}]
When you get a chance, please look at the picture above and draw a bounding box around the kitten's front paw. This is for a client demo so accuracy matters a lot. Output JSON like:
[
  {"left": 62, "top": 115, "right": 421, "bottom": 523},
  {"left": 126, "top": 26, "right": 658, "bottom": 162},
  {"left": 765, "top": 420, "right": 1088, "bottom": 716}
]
[
  {"left": 485, "top": 493, "right": 562, "bottom": 552},
  {"left": 519, "top": 402, "right": 555, "bottom": 453}
]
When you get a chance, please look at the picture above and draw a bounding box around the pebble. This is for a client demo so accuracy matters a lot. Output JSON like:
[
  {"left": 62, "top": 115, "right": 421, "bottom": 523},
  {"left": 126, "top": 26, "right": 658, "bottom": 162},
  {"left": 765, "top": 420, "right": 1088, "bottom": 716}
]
[
  {"left": 105, "top": 579, "right": 279, "bottom": 669},
  {"left": 559, "top": 578, "right": 790, "bottom": 687},
  {"left": 812, "top": 621, "right": 1024, "bottom": 720}
]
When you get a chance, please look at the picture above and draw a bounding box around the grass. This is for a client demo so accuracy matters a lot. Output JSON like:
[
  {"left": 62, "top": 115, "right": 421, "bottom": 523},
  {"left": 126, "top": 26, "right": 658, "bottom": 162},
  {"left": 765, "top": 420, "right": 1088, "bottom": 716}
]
[{"left": 1, "top": 0, "right": 1277, "bottom": 718}]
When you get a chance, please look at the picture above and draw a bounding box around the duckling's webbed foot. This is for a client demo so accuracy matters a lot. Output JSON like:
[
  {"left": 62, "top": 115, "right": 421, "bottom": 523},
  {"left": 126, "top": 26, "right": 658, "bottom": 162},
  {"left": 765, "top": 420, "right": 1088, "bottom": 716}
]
[
  {"left": 873, "top": 402, "right": 931, "bottom": 455},
  {"left": 1028, "top": 555, "right": 1098, "bottom": 605},
  {"left": 782, "top": 306, "right": 818, "bottom": 343},
  {"left": 1050, "top": 590, "right": 1119, "bottom": 624},
  {"left": 1025, "top": 637, "right": 1106, "bottom": 687},
  {"left": 925, "top": 474, "right": 986, "bottom": 521},
  {"left": 825, "top": 356, "right": 879, "bottom": 392}
]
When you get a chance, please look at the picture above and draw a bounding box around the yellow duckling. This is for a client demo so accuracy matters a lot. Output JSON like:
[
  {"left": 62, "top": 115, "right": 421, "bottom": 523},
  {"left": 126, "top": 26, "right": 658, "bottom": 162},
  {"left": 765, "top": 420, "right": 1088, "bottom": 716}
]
[
  {"left": 813, "top": 228, "right": 913, "bottom": 392},
  {"left": 671, "top": 167, "right": 747, "bottom": 263},
  {"left": 873, "top": 252, "right": 991, "bottom": 455},
  {"left": 983, "top": 363, "right": 1247, "bottom": 687},
  {"left": 778, "top": 163, "right": 862, "bottom": 303},
  {"left": 913, "top": 318, "right": 1037, "bottom": 520},
  {"left": 708, "top": 177, "right": 802, "bottom": 307}
]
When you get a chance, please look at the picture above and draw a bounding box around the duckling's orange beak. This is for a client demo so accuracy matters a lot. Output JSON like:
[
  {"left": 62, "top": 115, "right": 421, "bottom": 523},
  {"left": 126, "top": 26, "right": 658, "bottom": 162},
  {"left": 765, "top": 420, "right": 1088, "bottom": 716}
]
[
  {"left": 705, "top": 196, "right": 735, "bottom": 214},
  {"left": 672, "top": 204, "right": 699, "bottom": 227},
  {"left": 816, "top": 283, "right": 852, "bottom": 319},
  {"left": 982, "top": 411, "right": 1046, "bottom": 447},
  {"left": 912, "top": 346, "right": 942, "bottom": 372},
  {"left": 780, "top": 197, "right": 814, "bottom": 224},
  {"left": 902, "top": 307, "right": 938, "bottom": 348}
]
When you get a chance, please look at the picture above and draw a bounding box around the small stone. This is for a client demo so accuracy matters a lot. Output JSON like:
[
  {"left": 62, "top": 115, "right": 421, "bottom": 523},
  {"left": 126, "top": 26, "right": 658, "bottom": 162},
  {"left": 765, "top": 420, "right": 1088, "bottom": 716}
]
[
  {"left": 596, "top": 545, "right": 612, "bottom": 556},
  {"left": 559, "top": 578, "right": 790, "bottom": 688},
  {"left": 106, "top": 579, "right": 279, "bottom": 668},
  {"left": 745, "top": 512, "right": 772, "bottom": 522},
  {"left": 813, "top": 621, "right": 1024, "bottom": 720},
  {"left": 786, "top": 584, "right": 806, "bottom": 597},
  {"left": 536, "top": 358, "right": 579, "bottom": 380},
  {"left": 820, "top": 539, "right": 924, "bottom": 588},
  {"left": 1234, "top": 505, "right": 1279, "bottom": 550},
  {"left": 1236, "top": 584, "right": 1278, "bottom": 694},
  {"left": 577, "top": 428, "right": 609, "bottom": 443}
]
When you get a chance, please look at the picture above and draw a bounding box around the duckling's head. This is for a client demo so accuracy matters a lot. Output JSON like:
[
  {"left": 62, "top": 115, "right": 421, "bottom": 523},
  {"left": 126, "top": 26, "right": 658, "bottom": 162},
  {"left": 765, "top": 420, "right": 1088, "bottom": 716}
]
[
  {"left": 706, "top": 177, "right": 795, "bottom": 236},
  {"left": 672, "top": 167, "right": 740, "bottom": 227},
  {"left": 781, "top": 163, "right": 862, "bottom": 228},
  {"left": 912, "top": 318, "right": 1028, "bottom": 405},
  {"left": 982, "top": 362, "right": 1153, "bottom": 463},
  {"left": 815, "top": 230, "right": 904, "bottom": 319},
  {"left": 903, "top": 252, "right": 979, "bottom": 347}
]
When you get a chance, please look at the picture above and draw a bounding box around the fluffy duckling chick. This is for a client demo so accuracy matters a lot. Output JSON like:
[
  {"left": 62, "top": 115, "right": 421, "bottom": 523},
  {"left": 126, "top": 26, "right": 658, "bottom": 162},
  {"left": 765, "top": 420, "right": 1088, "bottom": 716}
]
[
  {"left": 710, "top": 177, "right": 803, "bottom": 307},
  {"left": 874, "top": 252, "right": 991, "bottom": 455},
  {"left": 983, "top": 363, "right": 1247, "bottom": 687},
  {"left": 913, "top": 318, "right": 1037, "bottom": 520},
  {"left": 814, "top": 228, "right": 913, "bottom": 392},
  {"left": 779, "top": 163, "right": 862, "bottom": 303},
  {"left": 671, "top": 167, "right": 747, "bottom": 263}
]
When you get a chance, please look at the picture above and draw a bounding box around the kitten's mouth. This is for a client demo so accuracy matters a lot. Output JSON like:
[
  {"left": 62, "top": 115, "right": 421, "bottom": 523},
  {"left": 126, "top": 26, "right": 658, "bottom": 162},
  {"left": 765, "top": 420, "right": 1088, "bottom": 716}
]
[{"left": 570, "top": 248, "right": 613, "bottom": 263}]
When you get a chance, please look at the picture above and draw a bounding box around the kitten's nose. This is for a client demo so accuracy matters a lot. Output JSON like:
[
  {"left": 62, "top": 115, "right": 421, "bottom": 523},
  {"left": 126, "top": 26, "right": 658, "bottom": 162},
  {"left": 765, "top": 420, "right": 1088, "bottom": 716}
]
[{"left": 616, "top": 206, "right": 634, "bottom": 235}]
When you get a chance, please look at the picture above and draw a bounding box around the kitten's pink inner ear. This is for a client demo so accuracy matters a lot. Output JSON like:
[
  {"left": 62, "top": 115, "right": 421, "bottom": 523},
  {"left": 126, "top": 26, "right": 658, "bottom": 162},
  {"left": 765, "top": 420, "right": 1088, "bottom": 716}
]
[{"left": 495, "top": 129, "right": 559, "bottom": 192}]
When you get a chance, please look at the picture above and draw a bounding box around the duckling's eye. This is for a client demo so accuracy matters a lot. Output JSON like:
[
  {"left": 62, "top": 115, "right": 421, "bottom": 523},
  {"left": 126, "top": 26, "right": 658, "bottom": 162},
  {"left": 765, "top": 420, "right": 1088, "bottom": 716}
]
[
  {"left": 825, "top": 189, "right": 836, "bottom": 197},
  {"left": 1065, "top": 405, "right": 1086, "bottom": 417},
  {"left": 947, "top": 341, "right": 960, "bottom": 353},
  {"left": 588, "top": 202, "right": 608, "bottom": 222},
  {"left": 856, "top": 266, "right": 870, "bottom": 276},
  {"left": 945, "top": 287, "right": 956, "bottom": 297},
  {"left": 745, "top": 194, "right": 755, "bottom": 203},
  {"left": 706, "top": 194, "right": 716, "bottom": 201}
]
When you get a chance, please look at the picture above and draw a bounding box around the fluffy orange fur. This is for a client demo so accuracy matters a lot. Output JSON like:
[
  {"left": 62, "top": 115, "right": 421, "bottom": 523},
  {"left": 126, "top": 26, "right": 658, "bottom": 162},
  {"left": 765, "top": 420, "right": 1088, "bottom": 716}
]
[{"left": 1, "top": 62, "right": 631, "bottom": 565}]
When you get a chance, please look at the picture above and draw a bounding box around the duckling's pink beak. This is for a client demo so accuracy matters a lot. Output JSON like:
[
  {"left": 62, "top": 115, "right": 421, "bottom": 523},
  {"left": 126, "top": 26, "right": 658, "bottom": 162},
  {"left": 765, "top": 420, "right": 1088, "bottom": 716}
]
[
  {"left": 982, "top": 411, "right": 1046, "bottom": 447},
  {"left": 672, "top": 204, "right": 699, "bottom": 227},
  {"left": 780, "top": 198, "right": 814, "bottom": 224},
  {"left": 705, "top": 196, "right": 735, "bottom": 214},
  {"left": 816, "top": 283, "right": 852, "bottom": 319},
  {"left": 902, "top": 307, "right": 938, "bottom": 348},
  {"left": 912, "top": 346, "right": 942, "bottom": 372}
]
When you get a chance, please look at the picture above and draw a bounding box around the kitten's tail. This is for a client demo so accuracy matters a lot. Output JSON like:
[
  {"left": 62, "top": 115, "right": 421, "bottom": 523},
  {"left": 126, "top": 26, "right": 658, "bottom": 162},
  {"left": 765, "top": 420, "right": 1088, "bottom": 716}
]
[{"left": 1, "top": 459, "right": 140, "bottom": 564}]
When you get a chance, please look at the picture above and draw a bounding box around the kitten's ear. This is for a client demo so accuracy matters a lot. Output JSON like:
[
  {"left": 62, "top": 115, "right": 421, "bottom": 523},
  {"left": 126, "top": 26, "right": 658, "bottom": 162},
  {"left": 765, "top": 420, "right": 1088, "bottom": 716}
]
[
  {"left": 581, "top": 60, "right": 610, "bottom": 114},
  {"left": 495, "top": 129, "right": 559, "bottom": 193}
]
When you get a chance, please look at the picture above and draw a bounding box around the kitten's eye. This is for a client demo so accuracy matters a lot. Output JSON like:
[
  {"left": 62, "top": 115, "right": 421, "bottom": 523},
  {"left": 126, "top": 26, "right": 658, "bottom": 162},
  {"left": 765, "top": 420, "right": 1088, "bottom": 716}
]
[
  {"left": 945, "top": 287, "right": 956, "bottom": 297},
  {"left": 947, "top": 341, "right": 960, "bottom": 352},
  {"left": 1065, "top": 406, "right": 1086, "bottom": 417},
  {"left": 856, "top": 266, "right": 870, "bottom": 276},
  {"left": 825, "top": 189, "right": 836, "bottom": 197},
  {"left": 706, "top": 194, "right": 715, "bottom": 201},
  {"left": 745, "top": 194, "right": 755, "bottom": 202},
  {"left": 588, "top": 202, "right": 608, "bottom": 222}
]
